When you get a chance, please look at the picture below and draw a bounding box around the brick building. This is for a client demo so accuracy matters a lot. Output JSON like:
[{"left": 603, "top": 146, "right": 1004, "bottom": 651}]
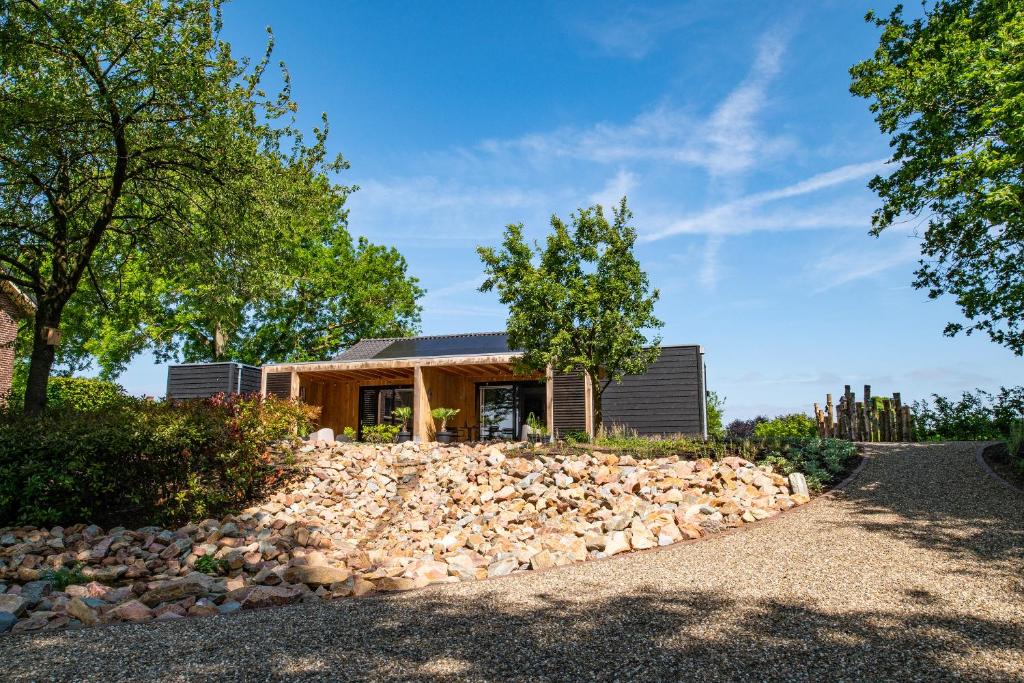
[{"left": 0, "top": 281, "right": 35, "bottom": 406}]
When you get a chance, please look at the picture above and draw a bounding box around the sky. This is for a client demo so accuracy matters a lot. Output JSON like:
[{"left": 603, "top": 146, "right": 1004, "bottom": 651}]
[{"left": 116, "top": 0, "right": 1022, "bottom": 421}]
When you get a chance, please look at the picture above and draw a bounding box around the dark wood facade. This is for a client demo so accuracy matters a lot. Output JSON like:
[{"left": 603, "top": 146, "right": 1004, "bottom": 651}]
[{"left": 166, "top": 362, "right": 262, "bottom": 400}]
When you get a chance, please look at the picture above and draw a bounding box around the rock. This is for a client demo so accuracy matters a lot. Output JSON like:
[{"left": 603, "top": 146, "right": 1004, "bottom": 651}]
[
  {"left": 788, "top": 472, "right": 810, "bottom": 497},
  {"left": 0, "top": 612, "right": 17, "bottom": 633},
  {"left": 0, "top": 594, "right": 26, "bottom": 617},
  {"left": 282, "top": 565, "right": 352, "bottom": 587},
  {"left": 486, "top": 556, "right": 519, "bottom": 577},
  {"left": 239, "top": 586, "right": 302, "bottom": 609},
  {"left": 19, "top": 581, "right": 51, "bottom": 607},
  {"left": 217, "top": 600, "right": 242, "bottom": 615},
  {"left": 67, "top": 597, "right": 98, "bottom": 626},
  {"left": 107, "top": 600, "right": 154, "bottom": 623},
  {"left": 139, "top": 575, "right": 211, "bottom": 607},
  {"left": 309, "top": 427, "right": 335, "bottom": 443},
  {"left": 603, "top": 531, "right": 630, "bottom": 556},
  {"left": 83, "top": 565, "right": 128, "bottom": 583},
  {"left": 374, "top": 576, "right": 417, "bottom": 592},
  {"left": 529, "top": 550, "right": 556, "bottom": 571},
  {"left": 404, "top": 560, "right": 449, "bottom": 586}
]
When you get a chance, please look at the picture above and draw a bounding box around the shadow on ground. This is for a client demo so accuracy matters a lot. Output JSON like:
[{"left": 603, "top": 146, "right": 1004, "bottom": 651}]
[
  {"left": 835, "top": 443, "right": 1024, "bottom": 574},
  {"left": 4, "top": 584, "right": 1023, "bottom": 682}
]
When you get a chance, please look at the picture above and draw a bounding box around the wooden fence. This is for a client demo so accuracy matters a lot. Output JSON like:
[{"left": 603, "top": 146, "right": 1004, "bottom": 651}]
[{"left": 813, "top": 385, "right": 915, "bottom": 442}]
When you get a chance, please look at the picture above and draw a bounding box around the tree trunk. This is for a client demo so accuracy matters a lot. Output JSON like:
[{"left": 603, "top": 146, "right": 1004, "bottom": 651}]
[
  {"left": 587, "top": 370, "right": 603, "bottom": 436},
  {"left": 23, "top": 301, "right": 62, "bottom": 415}
]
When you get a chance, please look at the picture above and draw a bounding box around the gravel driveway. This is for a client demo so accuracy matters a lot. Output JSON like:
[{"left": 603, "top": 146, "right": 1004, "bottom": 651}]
[{"left": 1, "top": 441, "right": 1021, "bottom": 682}]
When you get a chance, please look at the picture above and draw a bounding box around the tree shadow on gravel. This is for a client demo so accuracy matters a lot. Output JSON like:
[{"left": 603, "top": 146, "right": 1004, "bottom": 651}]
[
  {"left": 834, "top": 443, "right": 1024, "bottom": 575},
  {"left": 3, "top": 584, "right": 1022, "bottom": 682}
]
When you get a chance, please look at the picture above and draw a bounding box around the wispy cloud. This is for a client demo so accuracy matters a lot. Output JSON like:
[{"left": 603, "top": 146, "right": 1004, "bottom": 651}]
[
  {"left": 588, "top": 169, "right": 638, "bottom": 212},
  {"left": 641, "top": 159, "right": 887, "bottom": 241},
  {"left": 573, "top": 4, "right": 705, "bottom": 60},
  {"left": 475, "top": 34, "right": 792, "bottom": 177},
  {"left": 810, "top": 237, "right": 920, "bottom": 292}
]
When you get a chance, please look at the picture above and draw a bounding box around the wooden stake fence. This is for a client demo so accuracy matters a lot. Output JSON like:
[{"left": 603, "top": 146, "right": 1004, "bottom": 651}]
[{"left": 813, "top": 384, "right": 915, "bottom": 442}]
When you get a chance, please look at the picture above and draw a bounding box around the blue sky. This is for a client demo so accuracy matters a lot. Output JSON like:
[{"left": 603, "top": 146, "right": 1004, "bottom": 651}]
[{"left": 117, "top": 0, "right": 1021, "bottom": 421}]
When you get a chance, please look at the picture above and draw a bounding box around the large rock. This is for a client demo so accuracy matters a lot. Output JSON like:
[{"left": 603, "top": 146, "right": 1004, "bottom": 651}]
[
  {"left": 282, "top": 565, "right": 352, "bottom": 587},
  {"left": 140, "top": 574, "right": 211, "bottom": 607},
  {"left": 67, "top": 597, "right": 99, "bottom": 626},
  {"left": 239, "top": 586, "right": 303, "bottom": 609},
  {"left": 0, "top": 594, "right": 26, "bottom": 617},
  {"left": 106, "top": 600, "right": 154, "bottom": 623},
  {"left": 788, "top": 472, "right": 810, "bottom": 497}
]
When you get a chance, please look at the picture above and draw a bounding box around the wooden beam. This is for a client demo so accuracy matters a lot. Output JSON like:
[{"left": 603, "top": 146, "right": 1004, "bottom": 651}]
[
  {"left": 260, "top": 367, "right": 268, "bottom": 397},
  {"left": 267, "top": 352, "right": 523, "bottom": 375},
  {"left": 546, "top": 364, "right": 554, "bottom": 436}
]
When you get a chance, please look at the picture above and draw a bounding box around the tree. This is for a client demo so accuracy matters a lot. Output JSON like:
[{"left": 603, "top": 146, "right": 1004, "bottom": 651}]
[
  {"left": 478, "top": 197, "right": 663, "bottom": 432},
  {"left": 0, "top": 0, "right": 347, "bottom": 411},
  {"left": 706, "top": 390, "right": 725, "bottom": 439},
  {"left": 850, "top": 0, "right": 1024, "bottom": 355}
]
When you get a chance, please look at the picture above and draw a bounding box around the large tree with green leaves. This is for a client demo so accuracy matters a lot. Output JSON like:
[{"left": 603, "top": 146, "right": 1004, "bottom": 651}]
[
  {"left": 0, "top": 0, "right": 421, "bottom": 410},
  {"left": 478, "top": 197, "right": 662, "bottom": 432},
  {"left": 850, "top": 0, "right": 1024, "bottom": 355}
]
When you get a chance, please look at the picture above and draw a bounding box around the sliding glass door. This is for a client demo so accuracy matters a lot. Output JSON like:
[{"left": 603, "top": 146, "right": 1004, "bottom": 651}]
[{"left": 479, "top": 385, "right": 516, "bottom": 440}]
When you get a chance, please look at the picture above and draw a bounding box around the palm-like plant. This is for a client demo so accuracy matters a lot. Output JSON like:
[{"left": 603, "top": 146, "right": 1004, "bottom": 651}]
[
  {"left": 430, "top": 407, "right": 460, "bottom": 433},
  {"left": 392, "top": 406, "right": 413, "bottom": 432}
]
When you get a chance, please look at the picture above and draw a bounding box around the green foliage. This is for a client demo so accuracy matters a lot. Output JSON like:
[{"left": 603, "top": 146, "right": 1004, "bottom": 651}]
[
  {"left": 45, "top": 377, "right": 127, "bottom": 412},
  {"left": 361, "top": 423, "right": 399, "bottom": 444},
  {"left": 1007, "top": 420, "right": 1024, "bottom": 461},
  {"left": 430, "top": 407, "right": 460, "bottom": 432},
  {"left": 706, "top": 390, "right": 725, "bottom": 439},
  {"left": 0, "top": 394, "right": 316, "bottom": 527},
  {"left": 753, "top": 413, "right": 818, "bottom": 440},
  {"left": 194, "top": 554, "right": 230, "bottom": 576},
  {"left": 478, "top": 197, "right": 663, "bottom": 431},
  {"left": 562, "top": 430, "right": 590, "bottom": 444},
  {"left": 760, "top": 438, "right": 859, "bottom": 492},
  {"left": 525, "top": 412, "right": 549, "bottom": 438},
  {"left": 342, "top": 426, "right": 358, "bottom": 441},
  {"left": 850, "top": 0, "right": 1024, "bottom": 355},
  {"left": 913, "top": 386, "right": 1024, "bottom": 440},
  {"left": 0, "top": 0, "right": 392, "bottom": 411},
  {"left": 41, "top": 562, "right": 87, "bottom": 591},
  {"left": 391, "top": 406, "right": 413, "bottom": 432}
]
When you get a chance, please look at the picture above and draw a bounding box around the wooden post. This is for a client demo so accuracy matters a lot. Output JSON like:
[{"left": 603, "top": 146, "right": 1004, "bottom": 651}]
[
  {"left": 825, "top": 393, "right": 835, "bottom": 437},
  {"left": 545, "top": 364, "right": 554, "bottom": 439},
  {"left": 260, "top": 367, "right": 268, "bottom": 397},
  {"left": 289, "top": 371, "right": 300, "bottom": 400},
  {"left": 413, "top": 365, "right": 431, "bottom": 443}
]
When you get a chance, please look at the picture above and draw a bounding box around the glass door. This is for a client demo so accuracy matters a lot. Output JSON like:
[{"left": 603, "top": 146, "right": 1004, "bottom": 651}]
[{"left": 479, "top": 385, "right": 516, "bottom": 440}]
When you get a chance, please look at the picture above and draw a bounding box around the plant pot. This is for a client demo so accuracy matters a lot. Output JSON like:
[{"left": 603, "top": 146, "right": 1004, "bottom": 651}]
[
  {"left": 396, "top": 430, "right": 412, "bottom": 443},
  {"left": 436, "top": 430, "right": 455, "bottom": 444}
]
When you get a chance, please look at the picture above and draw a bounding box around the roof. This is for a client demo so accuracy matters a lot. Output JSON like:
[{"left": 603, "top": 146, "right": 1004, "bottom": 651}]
[
  {"left": 334, "top": 332, "right": 513, "bottom": 362},
  {"left": 0, "top": 280, "right": 36, "bottom": 318}
]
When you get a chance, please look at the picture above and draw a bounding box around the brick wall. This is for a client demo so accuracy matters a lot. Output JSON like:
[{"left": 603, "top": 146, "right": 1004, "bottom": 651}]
[{"left": 0, "top": 289, "right": 23, "bottom": 406}]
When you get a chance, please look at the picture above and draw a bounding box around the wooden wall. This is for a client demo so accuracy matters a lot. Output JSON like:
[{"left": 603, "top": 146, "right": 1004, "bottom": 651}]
[
  {"left": 300, "top": 375, "right": 411, "bottom": 434},
  {"left": 602, "top": 345, "right": 706, "bottom": 437}
]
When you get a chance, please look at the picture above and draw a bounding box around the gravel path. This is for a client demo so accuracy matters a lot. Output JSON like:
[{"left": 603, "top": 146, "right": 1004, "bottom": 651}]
[{"left": 2, "top": 441, "right": 1022, "bottom": 682}]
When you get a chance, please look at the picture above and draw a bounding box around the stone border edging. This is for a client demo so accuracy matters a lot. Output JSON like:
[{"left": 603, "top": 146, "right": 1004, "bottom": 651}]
[{"left": 976, "top": 442, "right": 1024, "bottom": 494}]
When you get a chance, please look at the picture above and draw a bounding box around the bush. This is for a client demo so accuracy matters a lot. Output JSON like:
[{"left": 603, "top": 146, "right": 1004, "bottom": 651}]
[
  {"left": 46, "top": 376, "right": 127, "bottom": 411},
  {"left": 759, "top": 438, "right": 858, "bottom": 491},
  {"left": 0, "top": 394, "right": 318, "bottom": 528},
  {"left": 361, "top": 423, "right": 399, "bottom": 444},
  {"left": 913, "top": 387, "right": 1024, "bottom": 441},
  {"left": 706, "top": 390, "right": 725, "bottom": 439},
  {"left": 727, "top": 416, "right": 767, "bottom": 439},
  {"left": 753, "top": 413, "right": 818, "bottom": 440}
]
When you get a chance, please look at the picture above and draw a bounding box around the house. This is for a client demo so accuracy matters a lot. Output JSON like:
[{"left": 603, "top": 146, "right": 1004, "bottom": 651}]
[
  {"left": 0, "top": 280, "right": 36, "bottom": 406},
  {"left": 259, "top": 332, "right": 708, "bottom": 442}
]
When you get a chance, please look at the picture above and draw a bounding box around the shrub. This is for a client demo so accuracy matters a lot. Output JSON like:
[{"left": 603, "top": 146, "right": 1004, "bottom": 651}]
[
  {"left": 562, "top": 430, "right": 590, "bottom": 444},
  {"left": 753, "top": 413, "right": 818, "bottom": 440},
  {"left": 194, "top": 554, "right": 229, "bottom": 575},
  {"left": 706, "top": 390, "right": 725, "bottom": 439},
  {"left": 758, "top": 438, "right": 858, "bottom": 491},
  {"left": 727, "top": 416, "right": 767, "bottom": 439},
  {"left": 40, "top": 562, "right": 87, "bottom": 590},
  {"left": 0, "top": 394, "right": 317, "bottom": 528},
  {"left": 362, "top": 423, "right": 399, "bottom": 444},
  {"left": 913, "top": 387, "right": 1024, "bottom": 441},
  {"left": 46, "top": 376, "right": 127, "bottom": 411}
]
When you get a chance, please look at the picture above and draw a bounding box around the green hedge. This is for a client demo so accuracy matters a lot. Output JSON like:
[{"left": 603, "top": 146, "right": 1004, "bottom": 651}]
[
  {"left": 752, "top": 413, "right": 818, "bottom": 440},
  {"left": 0, "top": 394, "right": 318, "bottom": 527}
]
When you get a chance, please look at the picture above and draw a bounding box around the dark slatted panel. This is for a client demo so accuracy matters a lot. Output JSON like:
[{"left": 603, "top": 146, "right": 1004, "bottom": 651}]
[
  {"left": 166, "top": 364, "right": 233, "bottom": 400},
  {"left": 358, "top": 388, "right": 379, "bottom": 440},
  {"left": 602, "top": 345, "right": 706, "bottom": 437},
  {"left": 552, "top": 371, "right": 586, "bottom": 437},
  {"left": 239, "top": 366, "right": 262, "bottom": 394},
  {"left": 265, "top": 372, "right": 292, "bottom": 398}
]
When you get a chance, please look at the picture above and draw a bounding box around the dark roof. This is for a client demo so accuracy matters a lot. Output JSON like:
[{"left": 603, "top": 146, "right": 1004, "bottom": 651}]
[
  {"left": 334, "top": 332, "right": 514, "bottom": 362},
  {"left": 0, "top": 279, "right": 36, "bottom": 318}
]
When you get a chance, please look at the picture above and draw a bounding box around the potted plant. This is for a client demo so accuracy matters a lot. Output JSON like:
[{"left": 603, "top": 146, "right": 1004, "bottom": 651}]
[
  {"left": 430, "top": 407, "right": 460, "bottom": 443},
  {"left": 392, "top": 406, "right": 413, "bottom": 443},
  {"left": 525, "top": 412, "right": 550, "bottom": 445}
]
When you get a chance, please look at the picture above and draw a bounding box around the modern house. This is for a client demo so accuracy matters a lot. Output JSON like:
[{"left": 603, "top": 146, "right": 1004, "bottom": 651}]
[
  {"left": 258, "top": 332, "right": 708, "bottom": 442},
  {"left": 0, "top": 280, "right": 35, "bottom": 406}
]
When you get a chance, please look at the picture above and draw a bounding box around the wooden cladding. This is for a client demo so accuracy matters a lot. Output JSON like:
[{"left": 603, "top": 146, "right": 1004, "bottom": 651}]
[
  {"left": 551, "top": 371, "right": 587, "bottom": 437},
  {"left": 601, "top": 345, "right": 706, "bottom": 437},
  {"left": 167, "top": 362, "right": 262, "bottom": 400}
]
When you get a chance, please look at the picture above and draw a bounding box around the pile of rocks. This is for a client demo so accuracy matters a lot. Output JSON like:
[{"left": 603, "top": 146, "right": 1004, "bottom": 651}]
[{"left": 0, "top": 440, "right": 810, "bottom": 633}]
